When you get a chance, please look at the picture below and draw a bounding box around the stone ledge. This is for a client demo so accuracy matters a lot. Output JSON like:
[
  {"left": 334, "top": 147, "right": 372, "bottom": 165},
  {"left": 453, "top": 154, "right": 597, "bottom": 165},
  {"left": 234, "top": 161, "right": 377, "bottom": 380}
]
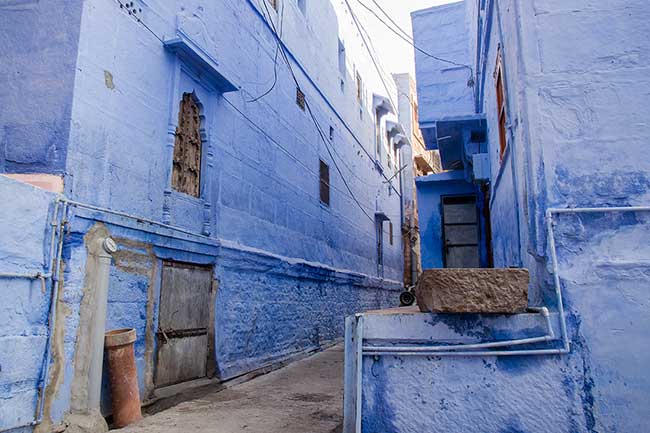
[{"left": 415, "top": 268, "right": 529, "bottom": 314}]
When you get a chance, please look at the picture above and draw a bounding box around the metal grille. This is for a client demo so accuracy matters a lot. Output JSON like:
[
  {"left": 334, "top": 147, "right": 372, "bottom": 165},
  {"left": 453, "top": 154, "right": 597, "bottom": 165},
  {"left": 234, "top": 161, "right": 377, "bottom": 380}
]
[{"left": 296, "top": 87, "right": 306, "bottom": 111}]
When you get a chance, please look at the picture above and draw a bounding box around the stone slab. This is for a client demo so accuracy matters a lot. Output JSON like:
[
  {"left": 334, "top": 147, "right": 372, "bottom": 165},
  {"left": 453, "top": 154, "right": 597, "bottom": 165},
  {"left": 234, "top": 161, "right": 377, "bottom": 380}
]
[{"left": 415, "top": 268, "right": 529, "bottom": 314}]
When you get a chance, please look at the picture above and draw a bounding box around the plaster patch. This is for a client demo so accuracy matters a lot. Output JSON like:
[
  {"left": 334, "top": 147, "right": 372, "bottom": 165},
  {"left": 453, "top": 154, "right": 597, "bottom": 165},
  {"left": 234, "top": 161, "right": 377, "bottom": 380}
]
[{"left": 103, "top": 71, "right": 115, "bottom": 90}]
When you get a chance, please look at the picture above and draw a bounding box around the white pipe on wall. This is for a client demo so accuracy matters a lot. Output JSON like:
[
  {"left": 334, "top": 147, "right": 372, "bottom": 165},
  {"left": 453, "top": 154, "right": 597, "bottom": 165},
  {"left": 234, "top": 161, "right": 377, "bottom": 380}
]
[
  {"left": 86, "top": 237, "right": 118, "bottom": 410},
  {"left": 350, "top": 206, "right": 650, "bottom": 430}
]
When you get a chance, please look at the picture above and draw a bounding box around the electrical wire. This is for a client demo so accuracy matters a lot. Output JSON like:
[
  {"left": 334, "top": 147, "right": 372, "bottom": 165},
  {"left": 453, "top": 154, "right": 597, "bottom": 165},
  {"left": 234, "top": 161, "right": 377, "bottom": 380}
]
[
  {"left": 342, "top": 0, "right": 398, "bottom": 112},
  {"left": 114, "top": 0, "right": 164, "bottom": 44},
  {"left": 110, "top": 0, "right": 402, "bottom": 226},
  {"left": 356, "top": 0, "right": 475, "bottom": 84},
  {"left": 247, "top": 0, "right": 286, "bottom": 102},
  {"left": 258, "top": 0, "right": 377, "bottom": 222}
]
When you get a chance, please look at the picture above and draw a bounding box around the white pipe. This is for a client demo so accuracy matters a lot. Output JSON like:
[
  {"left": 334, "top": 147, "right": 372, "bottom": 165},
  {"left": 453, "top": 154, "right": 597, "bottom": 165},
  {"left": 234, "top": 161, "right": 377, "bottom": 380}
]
[
  {"left": 36, "top": 202, "right": 67, "bottom": 426},
  {"left": 364, "top": 349, "right": 567, "bottom": 357},
  {"left": 355, "top": 315, "right": 363, "bottom": 433},
  {"left": 60, "top": 198, "right": 215, "bottom": 244},
  {"left": 87, "top": 237, "right": 117, "bottom": 410},
  {"left": 548, "top": 206, "right": 650, "bottom": 214},
  {"left": 0, "top": 272, "right": 51, "bottom": 279},
  {"left": 546, "top": 213, "right": 570, "bottom": 352},
  {"left": 364, "top": 336, "right": 554, "bottom": 353},
  {"left": 363, "top": 307, "right": 554, "bottom": 353}
]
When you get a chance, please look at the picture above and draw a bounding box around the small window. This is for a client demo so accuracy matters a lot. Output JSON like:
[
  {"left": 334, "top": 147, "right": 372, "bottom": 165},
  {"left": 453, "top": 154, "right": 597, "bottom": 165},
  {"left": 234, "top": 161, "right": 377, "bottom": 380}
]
[
  {"left": 495, "top": 47, "right": 507, "bottom": 162},
  {"left": 172, "top": 93, "right": 203, "bottom": 198},
  {"left": 319, "top": 160, "right": 330, "bottom": 206},
  {"left": 296, "top": 87, "right": 306, "bottom": 111},
  {"left": 376, "top": 217, "right": 384, "bottom": 272},
  {"left": 356, "top": 71, "right": 363, "bottom": 104},
  {"left": 338, "top": 40, "right": 346, "bottom": 76},
  {"left": 267, "top": 0, "right": 278, "bottom": 11},
  {"left": 329, "top": 126, "right": 334, "bottom": 141},
  {"left": 375, "top": 109, "right": 382, "bottom": 160},
  {"left": 389, "top": 221, "right": 394, "bottom": 246}
]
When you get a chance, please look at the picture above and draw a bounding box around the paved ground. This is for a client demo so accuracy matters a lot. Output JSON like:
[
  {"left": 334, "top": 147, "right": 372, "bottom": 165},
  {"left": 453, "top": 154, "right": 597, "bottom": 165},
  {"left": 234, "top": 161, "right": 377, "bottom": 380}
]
[{"left": 117, "top": 346, "right": 345, "bottom": 433}]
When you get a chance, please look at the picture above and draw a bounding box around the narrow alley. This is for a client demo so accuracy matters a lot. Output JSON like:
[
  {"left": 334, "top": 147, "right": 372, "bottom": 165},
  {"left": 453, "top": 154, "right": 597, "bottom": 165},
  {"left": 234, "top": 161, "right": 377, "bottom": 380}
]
[
  {"left": 2, "top": 0, "right": 649, "bottom": 432},
  {"left": 117, "top": 347, "right": 344, "bottom": 433}
]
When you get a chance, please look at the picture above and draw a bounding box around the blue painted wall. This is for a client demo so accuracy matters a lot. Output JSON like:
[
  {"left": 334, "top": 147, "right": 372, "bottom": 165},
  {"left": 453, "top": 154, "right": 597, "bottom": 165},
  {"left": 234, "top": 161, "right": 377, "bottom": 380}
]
[
  {"left": 415, "top": 171, "right": 488, "bottom": 269},
  {"left": 0, "top": 0, "right": 407, "bottom": 430},
  {"left": 411, "top": 2, "right": 474, "bottom": 123},
  {"left": 346, "top": 0, "right": 650, "bottom": 431},
  {"left": 0, "top": 1, "right": 82, "bottom": 175},
  {"left": 0, "top": 176, "right": 57, "bottom": 432}
]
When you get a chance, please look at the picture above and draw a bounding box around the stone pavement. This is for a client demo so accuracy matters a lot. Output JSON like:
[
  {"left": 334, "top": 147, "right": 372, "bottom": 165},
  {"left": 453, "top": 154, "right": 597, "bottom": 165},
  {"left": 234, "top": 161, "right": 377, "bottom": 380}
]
[{"left": 116, "top": 346, "right": 345, "bottom": 433}]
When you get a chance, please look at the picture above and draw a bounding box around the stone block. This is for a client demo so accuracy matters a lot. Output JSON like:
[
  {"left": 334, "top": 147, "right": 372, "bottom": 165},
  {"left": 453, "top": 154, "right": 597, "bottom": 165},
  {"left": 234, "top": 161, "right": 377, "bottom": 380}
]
[{"left": 415, "top": 269, "right": 529, "bottom": 314}]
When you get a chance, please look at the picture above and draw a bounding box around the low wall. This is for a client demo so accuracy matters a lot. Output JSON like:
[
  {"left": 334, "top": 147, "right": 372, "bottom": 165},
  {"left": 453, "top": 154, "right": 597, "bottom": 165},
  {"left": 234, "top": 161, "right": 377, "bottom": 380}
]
[{"left": 344, "top": 212, "right": 650, "bottom": 433}]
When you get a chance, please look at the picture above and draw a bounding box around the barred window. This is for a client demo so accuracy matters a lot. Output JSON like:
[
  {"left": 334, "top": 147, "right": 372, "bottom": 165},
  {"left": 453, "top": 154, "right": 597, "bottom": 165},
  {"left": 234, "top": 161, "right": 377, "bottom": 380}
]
[
  {"left": 172, "top": 93, "right": 203, "bottom": 197},
  {"left": 296, "top": 87, "right": 306, "bottom": 111}
]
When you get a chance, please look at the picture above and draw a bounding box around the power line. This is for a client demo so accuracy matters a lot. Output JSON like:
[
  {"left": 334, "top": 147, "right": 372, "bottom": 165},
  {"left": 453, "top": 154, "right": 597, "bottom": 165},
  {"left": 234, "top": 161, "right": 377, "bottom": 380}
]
[
  {"left": 250, "top": 0, "right": 403, "bottom": 196},
  {"left": 258, "top": 0, "right": 377, "bottom": 223},
  {"left": 343, "top": 0, "right": 398, "bottom": 112},
  {"left": 114, "top": 0, "right": 164, "bottom": 44},
  {"left": 247, "top": 0, "right": 286, "bottom": 102},
  {"left": 111, "top": 0, "right": 401, "bottom": 223},
  {"left": 356, "top": 0, "right": 475, "bottom": 85}
]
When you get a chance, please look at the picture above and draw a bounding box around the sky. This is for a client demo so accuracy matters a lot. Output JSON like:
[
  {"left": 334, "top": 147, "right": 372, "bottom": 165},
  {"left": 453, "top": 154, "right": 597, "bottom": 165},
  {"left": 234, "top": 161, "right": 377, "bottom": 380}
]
[{"left": 353, "top": 0, "right": 459, "bottom": 75}]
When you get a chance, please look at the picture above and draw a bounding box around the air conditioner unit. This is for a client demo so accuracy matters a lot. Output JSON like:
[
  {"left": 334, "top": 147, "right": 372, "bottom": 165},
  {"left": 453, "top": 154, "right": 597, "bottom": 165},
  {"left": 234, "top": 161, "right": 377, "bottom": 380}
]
[{"left": 472, "top": 153, "right": 490, "bottom": 182}]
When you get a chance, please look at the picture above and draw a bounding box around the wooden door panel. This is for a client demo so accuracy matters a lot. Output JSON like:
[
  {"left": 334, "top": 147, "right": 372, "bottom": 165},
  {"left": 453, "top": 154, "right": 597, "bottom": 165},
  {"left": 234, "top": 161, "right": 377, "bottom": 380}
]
[{"left": 155, "top": 334, "right": 208, "bottom": 387}]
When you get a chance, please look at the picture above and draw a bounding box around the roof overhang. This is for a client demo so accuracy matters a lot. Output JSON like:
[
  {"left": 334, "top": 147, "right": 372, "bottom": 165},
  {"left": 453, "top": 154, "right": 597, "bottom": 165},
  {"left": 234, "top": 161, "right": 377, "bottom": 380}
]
[
  {"left": 375, "top": 211, "right": 391, "bottom": 222},
  {"left": 164, "top": 30, "right": 240, "bottom": 93},
  {"left": 373, "top": 94, "right": 395, "bottom": 117},
  {"left": 419, "top": 114, "right": 486, "bottom": 171}
]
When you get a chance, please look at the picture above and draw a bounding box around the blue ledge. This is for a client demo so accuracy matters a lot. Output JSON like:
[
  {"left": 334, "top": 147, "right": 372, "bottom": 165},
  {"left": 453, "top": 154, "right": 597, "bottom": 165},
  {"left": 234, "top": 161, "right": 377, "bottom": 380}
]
[
  {"left": 164, "top": 30, "right": 240, "bottom": 93},
  {"left": 416, "top": 169, "right": 466, "bottom": 184}
]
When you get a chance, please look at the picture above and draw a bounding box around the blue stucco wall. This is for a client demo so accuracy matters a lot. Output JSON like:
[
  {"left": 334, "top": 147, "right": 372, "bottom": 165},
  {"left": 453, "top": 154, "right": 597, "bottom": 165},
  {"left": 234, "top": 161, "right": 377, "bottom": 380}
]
[
  {"left": 1, "top": 0, "right": 406, "bottom": 430},
  {"left": 0, "top": 176, "right": 57, "bottom": 432},
  {"left": 354, "top": 210, "right": 650, "bottom": 433},
  {"left": 0, "top": 1, "right": 82, "bottom": 175},
  {"left": 415, "top": 171, "right": 488, "bottom": 269},
  {"left": 346, "top": 0, "right": 650, "bottom": 431},
  {"left": 411, "top": 2, "right": 474, "bottom": 123}
]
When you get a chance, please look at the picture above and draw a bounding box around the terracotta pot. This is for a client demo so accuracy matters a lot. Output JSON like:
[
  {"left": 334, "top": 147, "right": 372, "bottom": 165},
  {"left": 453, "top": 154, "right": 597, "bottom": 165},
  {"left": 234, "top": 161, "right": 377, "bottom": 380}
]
[{"left": 105, "top": 328, "right": 143, "bottom": 428}]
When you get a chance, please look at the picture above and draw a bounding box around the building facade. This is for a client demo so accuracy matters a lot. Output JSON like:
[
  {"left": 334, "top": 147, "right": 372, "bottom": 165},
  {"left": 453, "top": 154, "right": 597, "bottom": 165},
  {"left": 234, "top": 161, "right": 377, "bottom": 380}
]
[
  {"left": 0, "top": 1, "right": 410, "bottom": 431},
  {"left": 393, "top": 73, "right": 441, "bottom": 288},
  {"left": 344, "top": 0, "right": 650, "bottom": 432}
]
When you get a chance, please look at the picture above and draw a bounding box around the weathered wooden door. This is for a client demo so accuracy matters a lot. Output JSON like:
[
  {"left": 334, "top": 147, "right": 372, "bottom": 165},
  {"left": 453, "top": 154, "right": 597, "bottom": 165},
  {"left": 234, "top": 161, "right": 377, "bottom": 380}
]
[
  {"left": 442, "top": 195, "right": 480, "bottom": 268},
  {"left": 155, "top": 261, "right": 212, "bottom": 387}
]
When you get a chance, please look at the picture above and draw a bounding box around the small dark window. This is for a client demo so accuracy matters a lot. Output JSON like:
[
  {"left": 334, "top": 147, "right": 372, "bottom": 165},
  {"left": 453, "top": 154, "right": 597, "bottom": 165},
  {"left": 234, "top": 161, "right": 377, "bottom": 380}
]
[
  {"left": 329, "top": 126, "right": 334, "bottom": 141},
  {"left": 267, "top": 0, "right": 278, "bottom": 11},
  {"left": 495, "top": 47, "right": 507, "bottom": 162},
  {"left": 319, "top": 160, "right": 330, "bottom": 206},
  {"left": 376, "top": 217, "right": 384, "bottom": 272},
  {"left": 172, "top": 93, "right": 203, "bottom": 198},
  {"left": 389, "top": 221, "right": 394, "bottom": 246},
  {"left": 356, "top": 72, "right": 363, "bottom": 104},
  {"left": 296, "top": 87, "right": 306, "bottom": 111},
  {"left": 338, "top": 40, "right": 346, "bottom": 76}
]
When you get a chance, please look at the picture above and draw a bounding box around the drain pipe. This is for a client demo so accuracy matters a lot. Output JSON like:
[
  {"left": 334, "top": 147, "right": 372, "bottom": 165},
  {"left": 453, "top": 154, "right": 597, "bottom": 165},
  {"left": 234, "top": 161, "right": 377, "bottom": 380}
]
[
  {"left": 410, "top": 213, "right": 418, "bottom": 286},
  {"left": 87, "top": 237, "right": 118, "bottom": 410}
]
